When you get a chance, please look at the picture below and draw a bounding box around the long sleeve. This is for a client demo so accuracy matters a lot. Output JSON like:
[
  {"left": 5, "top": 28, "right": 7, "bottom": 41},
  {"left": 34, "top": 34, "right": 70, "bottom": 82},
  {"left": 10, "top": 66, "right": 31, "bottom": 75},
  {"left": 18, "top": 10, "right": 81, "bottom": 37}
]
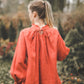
[
  {"left": 9, "top": 30, "right": 27, "bottom": 83},
  {"left": 57, "top": 31, "right": 70, "bottom": 61}
]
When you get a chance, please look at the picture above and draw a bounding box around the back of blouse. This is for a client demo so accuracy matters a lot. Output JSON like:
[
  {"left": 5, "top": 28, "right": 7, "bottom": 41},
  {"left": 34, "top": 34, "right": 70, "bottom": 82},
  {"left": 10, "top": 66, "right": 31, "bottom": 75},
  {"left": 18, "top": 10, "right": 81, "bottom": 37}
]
[{"left": 10, "top": 24, "right": 70, "bottom": 84}]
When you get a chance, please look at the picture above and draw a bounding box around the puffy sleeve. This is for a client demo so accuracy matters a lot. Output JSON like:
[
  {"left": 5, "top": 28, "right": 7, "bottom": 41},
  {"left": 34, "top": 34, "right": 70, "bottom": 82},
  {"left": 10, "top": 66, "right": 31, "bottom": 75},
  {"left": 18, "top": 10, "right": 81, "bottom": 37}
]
[
  {"left": 9, "top": 30, "right": 27, "bottom": 83},
  {"left": 57, "top": 31, "right": 70, "bottom": 61}
]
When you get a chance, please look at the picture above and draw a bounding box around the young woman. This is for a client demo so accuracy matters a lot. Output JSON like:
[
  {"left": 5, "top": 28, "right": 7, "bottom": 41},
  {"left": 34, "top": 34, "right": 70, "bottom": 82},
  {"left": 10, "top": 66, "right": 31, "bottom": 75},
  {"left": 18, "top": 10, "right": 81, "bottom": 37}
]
[{"left": 10, "top": 0, "right": 70, "bottom": 84}]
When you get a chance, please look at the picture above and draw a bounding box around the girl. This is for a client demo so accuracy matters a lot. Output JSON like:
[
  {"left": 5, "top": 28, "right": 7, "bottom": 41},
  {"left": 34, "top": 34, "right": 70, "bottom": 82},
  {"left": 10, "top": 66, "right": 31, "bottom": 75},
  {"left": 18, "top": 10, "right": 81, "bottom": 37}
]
[{"left": 10, "top": 0, "right": 70, "bottom": 84}]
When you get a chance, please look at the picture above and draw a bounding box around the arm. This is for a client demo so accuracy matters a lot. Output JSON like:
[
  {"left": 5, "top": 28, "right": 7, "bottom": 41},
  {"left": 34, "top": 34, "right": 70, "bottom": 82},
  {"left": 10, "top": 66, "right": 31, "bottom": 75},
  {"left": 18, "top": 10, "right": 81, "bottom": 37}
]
[
  {"left": 57, "top": 31, "right": 70, "bottom": 61},
  {"left": 10, "top": 30, "right": 27, "bottom": 83}
]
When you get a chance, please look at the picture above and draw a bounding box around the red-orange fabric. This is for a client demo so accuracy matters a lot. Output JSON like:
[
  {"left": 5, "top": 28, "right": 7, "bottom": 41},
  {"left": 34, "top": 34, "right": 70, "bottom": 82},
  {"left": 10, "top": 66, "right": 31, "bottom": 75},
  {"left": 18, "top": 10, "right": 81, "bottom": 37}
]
[{"left": 10, "top": 24, "right": 70, "bottom": 84}]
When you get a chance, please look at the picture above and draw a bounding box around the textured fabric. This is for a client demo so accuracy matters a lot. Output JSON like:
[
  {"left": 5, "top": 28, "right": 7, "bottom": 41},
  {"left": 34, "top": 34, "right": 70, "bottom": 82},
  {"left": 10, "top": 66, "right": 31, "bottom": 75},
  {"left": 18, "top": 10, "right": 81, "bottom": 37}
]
[{"left": 10, "top": 24, "right": 70, "bottom": 84}]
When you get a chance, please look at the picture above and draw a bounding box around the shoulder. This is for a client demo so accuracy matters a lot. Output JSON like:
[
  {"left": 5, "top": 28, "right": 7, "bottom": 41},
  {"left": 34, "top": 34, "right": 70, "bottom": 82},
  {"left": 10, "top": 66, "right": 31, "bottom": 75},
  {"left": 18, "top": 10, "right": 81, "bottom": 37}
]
[
  {"left": 53, "top": 26, "right": 58, "bottom": 30},
  {"left": 53, "top": 26, "right": 60, "bottom": 35},
  {"left": 46, "top": 26, "right": 59, "bottom": 38},
  {"left": 20, "top": 27, "right": 31, "bottom": 36},
  {"left": 49, "top": 26, "right": 59, "bottom": 35},
  {"left": 53, "top": 26, "right": 59, "bottom": 32},
  {"left": 20, "top": 27, "right": 31, "bottom": 33}
]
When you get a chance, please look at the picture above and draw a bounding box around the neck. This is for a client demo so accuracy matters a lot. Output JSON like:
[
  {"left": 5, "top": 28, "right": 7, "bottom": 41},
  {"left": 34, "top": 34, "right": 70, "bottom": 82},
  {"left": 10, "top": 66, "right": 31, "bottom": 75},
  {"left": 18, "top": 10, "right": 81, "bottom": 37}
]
[{"left": 32, "top": 17, "right": 45, "bottom": 27}]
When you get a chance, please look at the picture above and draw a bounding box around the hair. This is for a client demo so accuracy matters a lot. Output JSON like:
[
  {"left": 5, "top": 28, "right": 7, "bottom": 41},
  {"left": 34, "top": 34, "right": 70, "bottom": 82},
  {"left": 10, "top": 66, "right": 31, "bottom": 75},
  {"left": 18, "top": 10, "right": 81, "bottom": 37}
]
[{"left": 28, "top": 0, "right": 54, "bottom": 28}]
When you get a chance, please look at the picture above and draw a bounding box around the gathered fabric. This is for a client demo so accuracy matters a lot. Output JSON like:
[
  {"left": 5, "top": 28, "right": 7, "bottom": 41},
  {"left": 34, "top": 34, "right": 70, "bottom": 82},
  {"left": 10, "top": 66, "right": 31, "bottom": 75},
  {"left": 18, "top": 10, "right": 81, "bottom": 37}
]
[{"left": 10, "top": 23, "right": 70, "bottom": 84}]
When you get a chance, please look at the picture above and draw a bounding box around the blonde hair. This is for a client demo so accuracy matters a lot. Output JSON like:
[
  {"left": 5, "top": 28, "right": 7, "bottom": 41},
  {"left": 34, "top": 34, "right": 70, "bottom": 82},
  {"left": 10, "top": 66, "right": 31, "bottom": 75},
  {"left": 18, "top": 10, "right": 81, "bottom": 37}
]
[{"left": 28, "top": 0, "right": 54, "bottom": 28}]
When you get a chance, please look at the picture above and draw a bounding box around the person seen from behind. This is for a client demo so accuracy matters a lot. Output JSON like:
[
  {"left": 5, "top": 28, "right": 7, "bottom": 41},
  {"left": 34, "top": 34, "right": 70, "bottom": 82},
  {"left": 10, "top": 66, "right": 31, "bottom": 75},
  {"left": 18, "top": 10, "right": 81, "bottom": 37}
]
[{"left": 10, "top": 0, "right": 70, "bottom": 84}]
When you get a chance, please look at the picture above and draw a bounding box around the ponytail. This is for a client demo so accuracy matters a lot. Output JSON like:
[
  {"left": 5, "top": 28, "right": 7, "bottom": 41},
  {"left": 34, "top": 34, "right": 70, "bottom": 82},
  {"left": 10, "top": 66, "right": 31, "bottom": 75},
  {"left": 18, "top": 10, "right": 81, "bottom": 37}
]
[
  {"left": 44, "top": 1, "right": 54, "bottom": 28},
  {"left": 28, "top": 0, "right": 54, "bottom": 28}
]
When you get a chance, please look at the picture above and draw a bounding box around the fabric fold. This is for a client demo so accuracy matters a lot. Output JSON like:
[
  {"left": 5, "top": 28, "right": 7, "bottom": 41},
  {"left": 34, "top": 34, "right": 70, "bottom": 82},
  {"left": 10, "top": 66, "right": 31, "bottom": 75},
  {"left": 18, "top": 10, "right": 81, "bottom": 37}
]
[{"left": 10, "top": 30, "right": 27, "bottom": 84}]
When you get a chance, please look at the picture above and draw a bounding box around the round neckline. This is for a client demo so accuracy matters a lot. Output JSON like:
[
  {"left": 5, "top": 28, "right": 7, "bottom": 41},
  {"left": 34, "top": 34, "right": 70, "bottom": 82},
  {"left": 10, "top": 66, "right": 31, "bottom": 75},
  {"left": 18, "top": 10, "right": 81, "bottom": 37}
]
[{"left": 32, "top": 23, "right": 49, "bottom": 30}]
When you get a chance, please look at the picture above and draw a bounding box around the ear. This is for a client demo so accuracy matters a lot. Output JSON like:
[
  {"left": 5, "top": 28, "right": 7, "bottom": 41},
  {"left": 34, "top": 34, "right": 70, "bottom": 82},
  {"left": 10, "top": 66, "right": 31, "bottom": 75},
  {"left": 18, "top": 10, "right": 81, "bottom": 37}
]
[{"left": 33, "top": 11, "right": 38, "bottom": 18}]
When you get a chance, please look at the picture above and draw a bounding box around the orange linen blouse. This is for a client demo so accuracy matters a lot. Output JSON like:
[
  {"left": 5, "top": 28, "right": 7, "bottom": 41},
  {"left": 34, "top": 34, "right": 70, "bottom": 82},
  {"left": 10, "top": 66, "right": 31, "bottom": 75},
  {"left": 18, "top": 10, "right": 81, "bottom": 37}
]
[{"left": 10, "top": 24, "right": 70, "bottom": 84}]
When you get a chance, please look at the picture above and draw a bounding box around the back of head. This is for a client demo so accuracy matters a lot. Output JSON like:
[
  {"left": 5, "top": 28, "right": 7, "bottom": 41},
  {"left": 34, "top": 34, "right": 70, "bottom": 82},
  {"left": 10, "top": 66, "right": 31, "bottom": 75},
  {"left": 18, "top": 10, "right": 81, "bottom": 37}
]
[{"left": 28, "top": 0, "right": 54, "bottom": 28}]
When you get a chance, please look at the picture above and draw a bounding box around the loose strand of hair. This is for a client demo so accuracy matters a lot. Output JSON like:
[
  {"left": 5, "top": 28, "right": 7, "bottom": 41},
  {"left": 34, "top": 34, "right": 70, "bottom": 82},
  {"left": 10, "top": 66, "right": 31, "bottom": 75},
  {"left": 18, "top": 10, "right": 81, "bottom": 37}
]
[{"left": 44, "top": 1, "right": 54, "bottom": 28}]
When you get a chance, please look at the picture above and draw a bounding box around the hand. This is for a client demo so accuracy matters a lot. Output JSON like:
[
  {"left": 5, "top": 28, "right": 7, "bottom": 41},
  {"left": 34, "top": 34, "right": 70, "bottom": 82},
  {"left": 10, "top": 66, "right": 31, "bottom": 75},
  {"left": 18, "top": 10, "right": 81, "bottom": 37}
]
[
  {"left": 14, "top": 81, "right": 22, "bottom": 84},
  {"left": 14, "top": 75, "right": 22, "bottom": 84},
  {"left": 14, "top": 81, "right": 17, "bottom": 84}
]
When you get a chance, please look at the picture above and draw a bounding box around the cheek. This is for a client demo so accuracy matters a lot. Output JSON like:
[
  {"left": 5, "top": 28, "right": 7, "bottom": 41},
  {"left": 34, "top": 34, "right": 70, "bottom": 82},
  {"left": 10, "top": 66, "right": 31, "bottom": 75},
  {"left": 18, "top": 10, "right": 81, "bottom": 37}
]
[{"left": 29, "top": 13, "right": 33, "bottom": 21}]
